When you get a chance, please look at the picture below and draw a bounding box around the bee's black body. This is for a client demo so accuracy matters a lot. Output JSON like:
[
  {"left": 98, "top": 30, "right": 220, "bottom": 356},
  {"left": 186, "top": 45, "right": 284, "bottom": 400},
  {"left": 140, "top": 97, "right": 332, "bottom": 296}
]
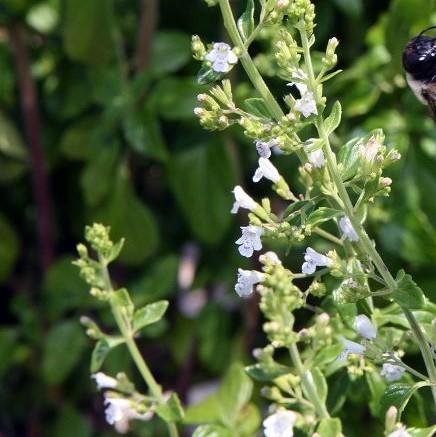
[{"left": 403, "top": 28, "right": 436, "bottom": 118}]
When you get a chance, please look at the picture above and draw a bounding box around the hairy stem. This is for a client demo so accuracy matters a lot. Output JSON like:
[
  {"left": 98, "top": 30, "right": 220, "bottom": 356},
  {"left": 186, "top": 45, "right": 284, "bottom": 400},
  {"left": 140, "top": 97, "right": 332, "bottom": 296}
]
[{"left": 99, "top": 256, "right": 179, "bottom": 437}]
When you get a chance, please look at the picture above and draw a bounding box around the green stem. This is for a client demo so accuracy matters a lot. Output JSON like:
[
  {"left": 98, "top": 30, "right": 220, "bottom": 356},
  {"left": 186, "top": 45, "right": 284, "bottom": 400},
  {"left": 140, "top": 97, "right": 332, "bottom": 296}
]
[
  {"left": 99, "top": 256, "right": 179, "bottom": 437},
  {"left": 289, "top": 344, "right": 330, "bottom": 419},
  {"left": 298, "top": 28, "right": 436, "bottom": 405}
]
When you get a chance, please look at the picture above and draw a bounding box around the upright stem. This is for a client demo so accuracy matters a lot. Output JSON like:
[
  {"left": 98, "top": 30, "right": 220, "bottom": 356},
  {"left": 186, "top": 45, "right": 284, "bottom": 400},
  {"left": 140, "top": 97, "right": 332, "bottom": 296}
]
[
  {"left": 99, "top": 256, "right": 179, "bottom": 437},
  {"left": 299, "top": 28, "right": 436, "bottom": 405}
]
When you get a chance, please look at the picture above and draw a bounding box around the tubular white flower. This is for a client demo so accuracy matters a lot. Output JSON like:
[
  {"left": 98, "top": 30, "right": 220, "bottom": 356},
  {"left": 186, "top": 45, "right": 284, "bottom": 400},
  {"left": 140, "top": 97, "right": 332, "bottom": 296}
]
[
  {"left": 303, "top": 138, "right": 325, "bottom": 168},
  {"left": 234, "top": 268, "right": 265, "bottom": 297},
  {"left": 387, "top": 426, "right": 411, "bottom": 437},
  {"left": 263, "top": 410, "right": 297, "bottom": 437},
  {"left": 354, "top": 315, "right": 377, "bottom": 340},
  {"left": 235, "top": 225, "right": 263, "bottom": 258},
  {"left": 339, "top": 216, "right": 359, "bottom": 242},
  {"left": 295, "top": 91, "right": 318, "bottom": 118},
  {"left": 302, "top": 247, "right": 332, "bottom": 274},
  {"left": 92, "top": 372, "right": 118, "bottom": 390},
  {"left": 288, "top": 69, "right": 308, "bottom": 95},
  {"left": 253, "top": 157, "right": 281, "bottom": 183},
  {"left": 337, "top": 337, "right": 366, "bottom": 362},
  {"left": 381, "top": 363, "right": 406, "bottom": 382},
  {"left": 231, "top": 185, "right": 257, "bottom": 214},
  {"left": 205, "top": 42, "right": 238, "bottom": 73}
]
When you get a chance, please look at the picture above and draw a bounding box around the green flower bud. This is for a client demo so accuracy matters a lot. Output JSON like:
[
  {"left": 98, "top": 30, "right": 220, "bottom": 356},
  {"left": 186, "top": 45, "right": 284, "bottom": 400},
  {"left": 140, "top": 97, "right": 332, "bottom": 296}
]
[{"left": 192, "top": 35, "right": 207, "bottom": 60}]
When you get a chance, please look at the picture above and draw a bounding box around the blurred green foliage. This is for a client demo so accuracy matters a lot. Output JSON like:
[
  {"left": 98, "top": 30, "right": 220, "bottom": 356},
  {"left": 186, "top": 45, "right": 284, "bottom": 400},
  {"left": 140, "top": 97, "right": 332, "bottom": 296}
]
[{"left": 0, "top": 0, "right": 435, "bottom": 435}]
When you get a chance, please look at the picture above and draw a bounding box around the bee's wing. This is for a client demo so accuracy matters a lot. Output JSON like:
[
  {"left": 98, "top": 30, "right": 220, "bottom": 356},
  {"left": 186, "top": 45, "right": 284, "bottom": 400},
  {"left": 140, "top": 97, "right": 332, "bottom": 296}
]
[{"left": 422, "top": 84, "right": 436, "bottom": 119}]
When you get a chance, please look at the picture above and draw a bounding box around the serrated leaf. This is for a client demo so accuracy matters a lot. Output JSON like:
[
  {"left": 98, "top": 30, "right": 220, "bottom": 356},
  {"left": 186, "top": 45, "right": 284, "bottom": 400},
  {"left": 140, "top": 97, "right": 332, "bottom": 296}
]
[
  {"left": 306, "top": 207, "right": 341, "bottom": 227},
  {"left": 217, "top": 363, "right": 253, "bottom": 427},
  {"left": 132, "top": 300, "right": 169, "bottom": 332},
  {"left": 244, "top": 97, "right": 271, "bottom": 118},
  {"left": 237, "top": 0, "right": 255, "bottom": 41},
  {"left": 380, "top": 382, "right": 430, "bottom": 419},
  {"left": 393, "top": 270, "right": 425, "bottom": 309},
  {"left": 317, "top": 418, "right": 342, "bottom": 437},
  {"left": 324, "top": 101, "right": 342, "bottom": 134},
  {"left": 156, "top": 393, "right": 185, "bottom": 423}
]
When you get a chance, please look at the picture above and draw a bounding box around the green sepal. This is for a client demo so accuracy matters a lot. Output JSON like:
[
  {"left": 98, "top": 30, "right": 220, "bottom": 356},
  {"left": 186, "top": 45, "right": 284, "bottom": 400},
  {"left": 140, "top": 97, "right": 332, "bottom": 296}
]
[{"left": 197, "top": 65, "right": 224, "bottom": 85}]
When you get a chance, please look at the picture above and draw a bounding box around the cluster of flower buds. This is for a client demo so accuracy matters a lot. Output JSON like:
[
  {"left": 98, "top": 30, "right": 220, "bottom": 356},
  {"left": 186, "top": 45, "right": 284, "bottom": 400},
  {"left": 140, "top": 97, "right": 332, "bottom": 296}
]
[
  {"left": 322, "top": 37, "right": 339, "bottom": 71},
  {"left": 274, "top": 29, "right": 301, "bottom": 80}
]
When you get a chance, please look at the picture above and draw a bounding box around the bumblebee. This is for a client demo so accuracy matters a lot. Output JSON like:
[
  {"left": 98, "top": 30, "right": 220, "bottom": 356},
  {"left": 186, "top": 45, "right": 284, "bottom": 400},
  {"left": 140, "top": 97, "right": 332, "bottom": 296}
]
[{"left": 403, "top": 26, "right": 436, "bottom": 118}]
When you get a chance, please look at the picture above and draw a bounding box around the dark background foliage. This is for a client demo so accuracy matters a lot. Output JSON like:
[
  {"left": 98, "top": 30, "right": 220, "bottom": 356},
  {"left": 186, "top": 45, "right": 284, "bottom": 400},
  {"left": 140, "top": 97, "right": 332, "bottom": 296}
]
[{"left": 0, "top": 0, "right": 435, "bottom": 435}]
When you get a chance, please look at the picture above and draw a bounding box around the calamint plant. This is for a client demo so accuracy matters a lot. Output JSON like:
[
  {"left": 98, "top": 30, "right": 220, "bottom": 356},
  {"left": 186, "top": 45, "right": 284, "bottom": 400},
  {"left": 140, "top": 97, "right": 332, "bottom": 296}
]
[
  {"left": 191, "top": 0, "right": 436, "bottom": 435},
  {"left": 74, "top": 1, "right": 436, "bottom": 436}
]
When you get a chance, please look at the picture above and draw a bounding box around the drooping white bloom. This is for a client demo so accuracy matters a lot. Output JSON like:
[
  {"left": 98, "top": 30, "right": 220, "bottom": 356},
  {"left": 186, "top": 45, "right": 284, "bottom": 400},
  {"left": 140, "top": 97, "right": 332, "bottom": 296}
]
[
  {"left": 360, "top": 137, "right": 381, "bottom": 161},
  {"left": 255, "top": 138, "right": 279, "bottom": 158},
  {"left": 381, "top": 363, "right": 406, "bottom": 382},
  {"left": 92, "top": 372, "right": 118, "bottom": 390},
  {"left": 234, "top": 268, "right": 265, "bottom": 297},
  {"left": 253, "top": 157, "right": 281, "bottom": 183},
  {"left": 235, "top": 225, "right": 263, "bottom": 258},
  {"left": 288, "top": 69, "right": 308, "bottom": 95},
  {"left": 387, "top": 426, "right": 411, "bottom": 437},
  {"left": 339, "top": 216, "right": 359, "bottom": 242},
  {"left": 302, "top": 247, "right": 333, "bottom": 274},
  {"left": 354, "top": 315, "right": 377, "bottom": 340},
  {"left": 263, "top": 410, "right": 297, "bottom": 437},
  {"left": 337, "top": 337, "right": 366, "bottom": 362},
  {"left": 304, "top": 139, "right": 325, "bottom": 168},
  {"left": 231, "top": 185, "right": 257, "bottom": 214},
  {"left": 205, "top": 42, "right": 238, "bottom": 73},
  {"left": 295, "top": 91, "right": 318, "bottom": 118}
]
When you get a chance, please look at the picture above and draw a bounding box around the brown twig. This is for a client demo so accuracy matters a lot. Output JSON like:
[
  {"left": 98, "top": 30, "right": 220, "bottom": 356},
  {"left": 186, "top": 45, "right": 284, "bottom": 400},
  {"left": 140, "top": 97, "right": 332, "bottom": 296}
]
[
  {"left": 135, "top": 0, "right": 159, "bottom": 74},
  {"left": 9, "top": 23, "right": 54, "bottom": 273}
]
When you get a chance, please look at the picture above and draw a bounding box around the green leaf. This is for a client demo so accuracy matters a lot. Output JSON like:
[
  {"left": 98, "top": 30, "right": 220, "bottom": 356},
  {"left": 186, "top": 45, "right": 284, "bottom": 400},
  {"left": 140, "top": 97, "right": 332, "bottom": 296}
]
[
  {"left": 408, "top": 426, "right": 436, "bottom": 437},
  {"left": 184, "top": 391, "right": 221, "bottom": 424},
  {"left": 337, "top": 137, "right": 361, "bottom": 181},
  {"left": 43, "top": 320, "right": 87, "bottom": 384},
  {"left": 94, "top": 171, "right": 159, "bottom": 265},
  {"left": 312, "top": 344, "right": 343, "bottom": 368},
  {"left": 244, "top": 97, "right": 271, "bottom": 118},
  {"left": 90, "top": 339, "right": 110, "bottom": 372},
  {"left": 132, "top": 300, "right": 169, "bottom": 332},
  {"left": 237, "top": 0, "right": 255, "bottom": 41},
  {"left": 245, "top": 363, "right": 291, "bottom": 382},
  {"left": 306, "top": 207, "right": 341, "bottom": 227},
  {"left": 0, "top": 213, "right": 19, "bottom": 283},
  {"left": 366, "top": 370, "right": 386, "bottom": 416},
  {"left": 217, "top": 363, "right": 253, "bottom": 427},
  {"left": 168, "top": 141, "right": 236, "bottom": 244},
  {"left": 324, "top": 101, "right": 342, "bottom": 134},
  {"left": 193, "top": 425, "right": 232, "bottom": 437},
  {"left": 393, "top": 270, "right": 425, "bottom": 309},
  {"left": 380, "top": 382, "right": 430, "bottom": 419},
  {"left": 317, "top": 418, "right": 342, "bottom": 437},
  {"left": 111, "top": 288, "right": 134, "bottom": 317},
  {"left": 63, "top": 0, "right": 114, "bottom": 65},
  {"left": 156, "top": 393, "right": 185, "bottom": 423},
  {"left": 150, "top": 31, "right": 191, "bottom": 76},
  {"left": 307, "top": 368, "right": 328, "bottom": 403}
]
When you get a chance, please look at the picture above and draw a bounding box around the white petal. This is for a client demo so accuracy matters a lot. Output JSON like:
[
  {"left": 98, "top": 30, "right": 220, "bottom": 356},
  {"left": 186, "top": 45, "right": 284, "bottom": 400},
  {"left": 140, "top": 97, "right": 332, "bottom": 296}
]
[
  {"left": 339, "top": 216, "right": 359, "bottom": 241},
  {"left": 92, "top": 372, "right": 118, "bottom": 390},
  {"left": 253, "top": 167, "right": 263, "bottom": 183},
  {"left": 227, "top": 50, "right": 238, "bottom": 64},
  {"left": 238, "top": 242, "right": 254, "bottom": 257},
  {"left": 354, "top": 315, "right": 377, "bottom": 340},
  {"left": 232, "top": 186, "right": 257, "bottom": 211},
  {"left": 380, "top": 363, "right": 405, "bottom": 382},
  {"left": 258, "top": 157, "right": 280, "bottom": 183},
  {"left": 308, "top": 149, "right": 325, "bottom": 168},
  {"left": 205, "top": 50, "right": 217, "bottom": 62},
  {"left": 302, "top": 261, "right": 316, "bottom": 274},
  {"left": 212, "top": 60, "right": 230, "bottom": 72}
]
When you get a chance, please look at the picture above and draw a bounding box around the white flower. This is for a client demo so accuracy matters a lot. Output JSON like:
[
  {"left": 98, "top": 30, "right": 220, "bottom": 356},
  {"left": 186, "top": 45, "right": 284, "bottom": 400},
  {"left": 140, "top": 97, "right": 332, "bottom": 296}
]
[
  {"left": 295, "top": 91, "right": 318, "bottom": 118},
  {"left": 387, "top": 426, "right": 411, "bottom": 437},
  {"left": 92, "top": 372, "right": 118, "bottom": 390},
  {"left": 304, "top": 139, "right": 325, "bottom": 168},
  {"left": 253, "top": 157, "right": 281, "bottom": 183},
  {"left": 354, "top": 315, "right": 377, "bottom": 340},
  {"left": 360, "top": 137, "right": 381, "bottom": 161},
  {"left": 337, "top": 337, "right": 366, "bottom": 362},
  {"left": 235, "top": 225, "right": 263, "bottom": 257},
  {"left": 205, "top": 42, "right": 238, "bottom": 73},
  {"left": 288, "top": 69, "right": 308, "bottom": 95},
  {"left": 263, "top": 410, "right": 297, "bottom": 437},
  {"left": 231, "top": 185, "right": 257, "bottom": 214},
  {"left": 302, "top": 247, "right": 332, "bottom": 274},
  {"left": 339, "top": 216, "right": 359, "bottom": 242},
  {"left": 381, "top": 363, "right": 406, "bottom": 382},
  {"left": 104, "top": 396, "right": 152, "bottom": 434},
  {"left": 255, "top": 138, "right": 279, "bottom": 158},
  {"left": 234, "top": 268, "right": 265, "bottom": 297}
]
